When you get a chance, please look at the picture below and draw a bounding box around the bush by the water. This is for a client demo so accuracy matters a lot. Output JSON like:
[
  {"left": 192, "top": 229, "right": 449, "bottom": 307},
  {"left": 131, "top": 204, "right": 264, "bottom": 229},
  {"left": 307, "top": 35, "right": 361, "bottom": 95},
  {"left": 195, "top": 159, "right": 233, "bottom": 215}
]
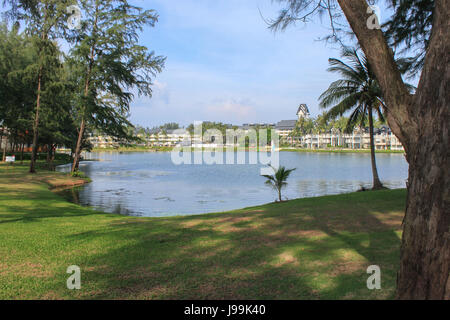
[{"left": 71, "top": 170, "right": 88, "bottom": 179}]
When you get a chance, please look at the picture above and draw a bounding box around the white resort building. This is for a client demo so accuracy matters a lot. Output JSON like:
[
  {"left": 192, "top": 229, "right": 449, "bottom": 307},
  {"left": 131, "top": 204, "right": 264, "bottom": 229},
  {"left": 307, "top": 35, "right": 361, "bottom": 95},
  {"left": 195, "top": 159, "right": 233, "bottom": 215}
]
[
  {"left": 144, "top": 130, "right": 191, "bottom": 147},
  {"left": 86, "top": 103, "right": 404, "bottom": 151},
  {"left": 88, "top": 135, "right": 120, "bottom": 149},
  {"left": 296, "top": 128, "right": 404, "bottom": 150},
  {"left": 275, "top": 104, "right": 404, "bottom": 151}
]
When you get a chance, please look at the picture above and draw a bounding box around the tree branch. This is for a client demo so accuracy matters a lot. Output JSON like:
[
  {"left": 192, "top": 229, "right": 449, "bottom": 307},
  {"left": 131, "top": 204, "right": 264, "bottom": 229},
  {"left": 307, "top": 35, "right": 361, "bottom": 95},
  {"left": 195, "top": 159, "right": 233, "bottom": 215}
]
[
  {"left": 337, "top": 0, "right": 413, "bottom": 144},
  {"left": 415, "top": 0, "right": 449, "bottom": 118}
]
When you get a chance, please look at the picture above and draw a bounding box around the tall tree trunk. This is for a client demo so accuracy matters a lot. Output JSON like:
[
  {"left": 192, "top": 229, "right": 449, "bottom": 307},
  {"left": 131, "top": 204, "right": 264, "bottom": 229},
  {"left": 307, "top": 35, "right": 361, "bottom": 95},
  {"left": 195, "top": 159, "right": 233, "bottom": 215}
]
[
  {"left": 51, "top": 144, "right": 55, "bottom": 162},
  {"left": 46, "top": 144, "right": 51, "bottom": 163},
  {"left": 48, "top": 144, "right": 55, "bottom": 171},
  {"left": 338, "top": 0, "right": 449, "bottom": 299},
  {"left": 398, "top": 116, "right": 450, "bottom": 299},
  {"left": 72, "top": 118, "right": 86, "bottom": 172},
  {"left": 0, "top": 127, "right": 4, "bottom": 162},
  {"left": 30, "top": 67, "right": 43, "bottom": 174},
  {"left": 2, "top": 128, "right": 8, "bottom": 162},
  {"left": 368, "top": 106, "right": 383, "bottom": 190},
  {"left": 20, "top": 143, "right": 24, "bottom": 164},
  {"left": 72, "top": 4, "right": 99, "bottom": 174},
  {"left": 396, "top": 0, "right": 449, "bottom": 297}
]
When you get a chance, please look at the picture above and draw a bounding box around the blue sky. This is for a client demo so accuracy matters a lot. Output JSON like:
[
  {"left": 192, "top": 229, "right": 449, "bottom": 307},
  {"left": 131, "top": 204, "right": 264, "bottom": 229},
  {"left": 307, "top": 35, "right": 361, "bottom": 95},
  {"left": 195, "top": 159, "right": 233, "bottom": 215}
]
[
  {"left": 129, "top": 0, "right": 353, "bottom": 128},
  {"left": 1, "top": 0, "right": 404, "bottom": 129}
]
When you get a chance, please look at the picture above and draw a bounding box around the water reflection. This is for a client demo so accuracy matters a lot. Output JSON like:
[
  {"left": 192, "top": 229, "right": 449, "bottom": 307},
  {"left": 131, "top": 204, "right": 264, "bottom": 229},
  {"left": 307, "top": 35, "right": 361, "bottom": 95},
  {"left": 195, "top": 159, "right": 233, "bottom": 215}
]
[{"left": 56, "top": 151, "right": 408, "bottom": 217}]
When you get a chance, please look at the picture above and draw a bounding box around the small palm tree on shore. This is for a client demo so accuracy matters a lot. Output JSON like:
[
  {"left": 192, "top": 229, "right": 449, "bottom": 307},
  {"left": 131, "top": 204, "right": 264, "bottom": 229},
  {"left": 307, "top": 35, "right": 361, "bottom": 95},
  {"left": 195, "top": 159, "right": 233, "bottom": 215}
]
[{"left": 262, "top": 165, "right": 296, "bottom": 202}]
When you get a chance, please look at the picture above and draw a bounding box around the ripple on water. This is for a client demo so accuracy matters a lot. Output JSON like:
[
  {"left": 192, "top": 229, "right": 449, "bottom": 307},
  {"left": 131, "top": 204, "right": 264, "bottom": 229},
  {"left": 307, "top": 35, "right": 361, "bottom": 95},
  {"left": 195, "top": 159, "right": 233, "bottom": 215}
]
[{"left": 56, "top": 151, "right": 408, "bottom": 217}]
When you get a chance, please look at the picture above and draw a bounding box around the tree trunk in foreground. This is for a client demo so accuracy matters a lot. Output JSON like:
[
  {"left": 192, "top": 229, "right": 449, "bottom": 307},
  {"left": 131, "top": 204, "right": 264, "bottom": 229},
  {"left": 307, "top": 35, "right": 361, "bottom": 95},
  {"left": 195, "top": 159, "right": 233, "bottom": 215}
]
[
  {"left": 400, "top": 117, "right": 450, "bottom": 299},
  {"left": 368, "top": 106, "right": 383, "bottom": 190},
  {"left": 338, "top": 0, "right": 449, "bottom": 299}
]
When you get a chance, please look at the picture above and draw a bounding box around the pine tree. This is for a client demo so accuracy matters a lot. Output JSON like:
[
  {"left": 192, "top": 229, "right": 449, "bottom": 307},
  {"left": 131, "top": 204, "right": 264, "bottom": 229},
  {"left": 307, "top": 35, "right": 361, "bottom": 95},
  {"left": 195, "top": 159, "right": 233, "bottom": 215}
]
[
  {"left": 0, "top": 23, "right": 36, "bottom": 161},
  {"left": 68, "top": 0, "right": 165, "bottom": 173},
  {"left": 3, "top": 0, "right": 77, "bottom": 172}
]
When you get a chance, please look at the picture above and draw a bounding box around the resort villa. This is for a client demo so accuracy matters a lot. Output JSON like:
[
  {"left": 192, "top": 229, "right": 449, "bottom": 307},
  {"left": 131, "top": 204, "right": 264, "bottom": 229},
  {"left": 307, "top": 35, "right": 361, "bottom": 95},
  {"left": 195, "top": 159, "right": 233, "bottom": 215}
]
[
  {"left": 274, "top": 104, "right": 404, "bottom": 151},
  {"left": 50, "top": 103, "right": 405, "bottom": 151}
]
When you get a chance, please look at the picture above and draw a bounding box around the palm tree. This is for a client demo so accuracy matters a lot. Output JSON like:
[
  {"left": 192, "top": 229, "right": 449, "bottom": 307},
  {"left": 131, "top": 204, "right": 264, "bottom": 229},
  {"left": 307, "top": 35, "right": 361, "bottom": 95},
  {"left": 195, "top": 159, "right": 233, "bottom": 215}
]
[
  {"left": 288, "top": 128, "right": 298, "bottom": 147},
  {"left": 319, "top": 47, "right": 385, "bottom": 190},
  {"left": 262, "top": 165, "right": 296, "bottom": 202}
]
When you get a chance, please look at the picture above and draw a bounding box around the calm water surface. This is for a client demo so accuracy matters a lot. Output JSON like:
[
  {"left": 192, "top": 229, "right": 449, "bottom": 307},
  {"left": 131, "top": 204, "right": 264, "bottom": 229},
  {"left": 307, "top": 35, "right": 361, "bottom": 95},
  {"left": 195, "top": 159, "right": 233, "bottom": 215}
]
[{"left": 57, "top": 151, "right": 408, "bottom": 217}]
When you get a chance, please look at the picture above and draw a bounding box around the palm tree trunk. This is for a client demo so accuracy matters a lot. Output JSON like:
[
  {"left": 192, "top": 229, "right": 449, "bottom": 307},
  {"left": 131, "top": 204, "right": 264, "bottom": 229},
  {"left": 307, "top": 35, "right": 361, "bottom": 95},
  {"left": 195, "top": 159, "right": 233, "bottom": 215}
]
[{"left": 368, "top": 106, "right": 383, "bottom": 190}]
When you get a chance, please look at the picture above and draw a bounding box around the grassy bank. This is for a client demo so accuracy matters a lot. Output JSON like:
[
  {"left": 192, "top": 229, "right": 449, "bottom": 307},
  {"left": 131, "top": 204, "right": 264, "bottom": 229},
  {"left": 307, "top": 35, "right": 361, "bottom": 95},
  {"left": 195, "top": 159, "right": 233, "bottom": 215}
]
[
  {"left": 0, "top": 165, "right": 406, "bottom": 300},
  {"left": 1, "top": 153, "right": 74, "bottom": 167}
]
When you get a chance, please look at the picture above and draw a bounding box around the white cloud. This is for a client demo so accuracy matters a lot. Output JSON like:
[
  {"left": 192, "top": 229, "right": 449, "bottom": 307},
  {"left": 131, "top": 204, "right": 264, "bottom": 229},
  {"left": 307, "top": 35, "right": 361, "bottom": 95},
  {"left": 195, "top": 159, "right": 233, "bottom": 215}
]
[
  {"left": 128, "top": 0, "right": 349, "bottom": 128},
  {"left": 153, "top": 80, "right": 170, "bottom": 104},
  {"left": 205, "top": 99, "right": 256, "bottom": 123}
]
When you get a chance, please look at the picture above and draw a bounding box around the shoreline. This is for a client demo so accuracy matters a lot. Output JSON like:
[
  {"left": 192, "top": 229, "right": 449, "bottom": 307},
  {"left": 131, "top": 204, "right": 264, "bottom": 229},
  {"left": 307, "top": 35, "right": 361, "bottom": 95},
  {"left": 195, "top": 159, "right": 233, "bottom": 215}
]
[
  {"left": 1, "top": 162, "right": 404, "bottom": 218},
  {"left": 49, "top": 163, "right": 403, "bottom": 219},
  {"left": 0, "top": 162, "right": 91, "bottom": 190},
  {"left": 280, "top": 148, "right": 405, "bottom": 154},
  {"left": 90, "top": 147, "right": 405, "bottom": 154}
]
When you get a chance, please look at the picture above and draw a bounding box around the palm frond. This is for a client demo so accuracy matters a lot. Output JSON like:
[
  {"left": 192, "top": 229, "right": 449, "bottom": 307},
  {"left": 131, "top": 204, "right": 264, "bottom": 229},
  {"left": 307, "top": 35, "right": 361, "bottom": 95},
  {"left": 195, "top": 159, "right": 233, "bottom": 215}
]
[
  {"left": 262, "top": 165, "right": 296, "bottom": 200},
  {"left": 322, "top": 93, "right": 362, "bottom": 122},
  {"left": 320, "top": 47, "right": 386, "bottom": 130}
]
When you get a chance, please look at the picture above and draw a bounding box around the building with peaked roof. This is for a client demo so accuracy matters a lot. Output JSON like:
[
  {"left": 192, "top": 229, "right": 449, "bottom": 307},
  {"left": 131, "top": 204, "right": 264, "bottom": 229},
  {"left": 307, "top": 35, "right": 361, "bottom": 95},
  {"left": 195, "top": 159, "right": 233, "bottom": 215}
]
[
  {"left": 275, "top": 120, "right": 297, "bottom": 139},
  {"left": 275, "top": 104, "right": 310, "bottom": 140},
  {"left": 240, "top": 123, "right": 275, "bottom": 131},
  {"left": 297, "top": 104, "right": 310, "bottom": 120}
]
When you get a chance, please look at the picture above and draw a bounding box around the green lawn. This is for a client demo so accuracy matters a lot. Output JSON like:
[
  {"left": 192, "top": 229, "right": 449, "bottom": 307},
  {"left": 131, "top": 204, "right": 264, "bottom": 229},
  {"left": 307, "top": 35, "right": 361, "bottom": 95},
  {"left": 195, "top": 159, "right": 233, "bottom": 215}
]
[{"left": 0, "top": 164, "right": 406, "bottom": 300}]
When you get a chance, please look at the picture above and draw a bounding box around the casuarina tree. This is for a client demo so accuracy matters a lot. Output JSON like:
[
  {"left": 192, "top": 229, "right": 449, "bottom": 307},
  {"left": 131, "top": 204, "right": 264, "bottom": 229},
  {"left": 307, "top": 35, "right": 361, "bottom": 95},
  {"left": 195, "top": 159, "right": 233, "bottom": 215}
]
[
  {"left": 3, "top": 0, "right": 77, "bottom": 173},
  {"left": 68, "top": 0, "right": 165, "bottom": 173}
]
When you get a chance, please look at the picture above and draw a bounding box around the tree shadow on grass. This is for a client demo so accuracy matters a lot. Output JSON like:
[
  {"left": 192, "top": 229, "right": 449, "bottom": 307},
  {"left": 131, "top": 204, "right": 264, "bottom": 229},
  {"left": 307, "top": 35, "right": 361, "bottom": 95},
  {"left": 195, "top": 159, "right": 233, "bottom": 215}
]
[
  {"left": 0, "top": 165, "right": 405, "bottom": 300},
  {"left": 0, "top": 189, "right": 102, "bottom": 224},
  {"left": 50, "top": 190, "right": 405, "bottom": 300}
]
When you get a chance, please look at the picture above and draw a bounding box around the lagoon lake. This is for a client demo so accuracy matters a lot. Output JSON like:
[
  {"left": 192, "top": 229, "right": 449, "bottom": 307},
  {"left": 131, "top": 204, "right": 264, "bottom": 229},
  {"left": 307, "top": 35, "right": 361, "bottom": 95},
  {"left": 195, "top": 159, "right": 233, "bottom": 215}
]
[{"left": 57, "top": 151, "right": 408, "bottom": 217}]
